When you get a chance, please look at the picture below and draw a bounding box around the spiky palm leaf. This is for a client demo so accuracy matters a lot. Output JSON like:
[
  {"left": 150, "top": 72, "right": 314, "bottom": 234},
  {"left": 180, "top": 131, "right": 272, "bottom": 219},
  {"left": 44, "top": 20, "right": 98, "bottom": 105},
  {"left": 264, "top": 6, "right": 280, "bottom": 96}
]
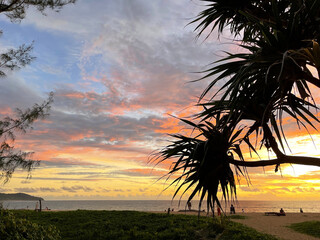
[
  {"left": 156, "top": 0, "right": 320, "bottom": 215},
  {"left": 155, "top": 117, "right": 249, "bottom": 214},
  {"left": 194, "top": 2, "right": 320, "bottom": 151}
]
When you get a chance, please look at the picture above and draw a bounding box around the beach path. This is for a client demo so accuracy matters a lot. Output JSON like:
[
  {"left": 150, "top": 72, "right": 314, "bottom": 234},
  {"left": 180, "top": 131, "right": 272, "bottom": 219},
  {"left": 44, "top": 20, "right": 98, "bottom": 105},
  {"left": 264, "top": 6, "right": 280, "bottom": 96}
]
[{"left": 232, "top": 213, "right": 320, "bottom": 240}]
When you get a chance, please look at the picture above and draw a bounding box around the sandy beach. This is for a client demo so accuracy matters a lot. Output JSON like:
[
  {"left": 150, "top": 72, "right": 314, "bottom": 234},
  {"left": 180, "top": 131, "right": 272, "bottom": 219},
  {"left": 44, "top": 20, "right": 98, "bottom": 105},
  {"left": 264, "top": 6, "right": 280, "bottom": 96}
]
[
  {"left": 152, "top": 211, "right": 320, "bottom": 240},
  {"left": 232, "top": 213, "right": 320, "bottom": 240}
]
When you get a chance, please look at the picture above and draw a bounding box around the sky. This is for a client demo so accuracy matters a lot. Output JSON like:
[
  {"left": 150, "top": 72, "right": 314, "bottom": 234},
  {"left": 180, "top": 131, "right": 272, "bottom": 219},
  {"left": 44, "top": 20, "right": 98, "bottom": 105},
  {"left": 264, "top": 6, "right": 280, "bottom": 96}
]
[{"left": 0, "top": 0, "right": 320, "bottom": 201}]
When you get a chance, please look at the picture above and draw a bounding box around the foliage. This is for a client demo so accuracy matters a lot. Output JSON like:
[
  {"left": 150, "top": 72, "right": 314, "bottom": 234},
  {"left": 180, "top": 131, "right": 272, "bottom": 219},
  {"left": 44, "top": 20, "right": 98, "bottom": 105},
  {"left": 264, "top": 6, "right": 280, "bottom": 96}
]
[
  {"left": 0, "top": 93, "right": 53, "bottom": 183},
  {"left": 155, "top": 117, "right": 246, "bottom": 212},
  {"left": 156, "top": 0, "right": 320, "bottom": 214},
  {"left": 0, "top": 0, "right": 76, "bottom": 76},
  {"left": 12, "top": 210, "right": 278, "bottom": 240},
  {"left": 0, "top": 0, "right": 76, "bottom": 23},
  {"left": 0, "top": 0, "right": 76, "bottom": 182},
  {"left": 0, "top": 43, "right": 35, "bottom": 76},
  {"left": 289, "top": 221, "right": 320, "bottom": 238},
  {"left": 0, "top": 208, "right": 60, "bottom": 240}
]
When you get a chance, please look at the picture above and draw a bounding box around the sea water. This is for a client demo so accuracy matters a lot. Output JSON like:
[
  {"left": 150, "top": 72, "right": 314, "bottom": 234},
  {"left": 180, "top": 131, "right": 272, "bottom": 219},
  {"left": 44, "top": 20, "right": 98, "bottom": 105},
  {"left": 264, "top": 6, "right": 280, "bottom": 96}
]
[{"left": 1, "top": 200, "right": 320, "bottom": 213}]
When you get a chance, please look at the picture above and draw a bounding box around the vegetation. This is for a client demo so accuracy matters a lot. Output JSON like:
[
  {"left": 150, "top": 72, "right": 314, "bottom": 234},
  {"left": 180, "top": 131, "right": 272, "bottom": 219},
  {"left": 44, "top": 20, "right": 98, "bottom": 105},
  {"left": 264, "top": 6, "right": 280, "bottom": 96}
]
[
  {"left": 289, "top": 221, "right": 320, "bottom": 238},
  {"left": 0, "top": 0, "right": 76, "bottom": 183},
  {"left": 11, "top": 210, "right": 278, "bottom": 240},
  {"left": 155, "top": 0, "right": 320, "bottom": 214},
  {"left": 0, "top": 209, "right": 60, "bottom": 240},
  {"left": 0, "top": 0, "right": 76, "bottom": 24},
  {"left": 0, "top": 193, "right": 43, "bottom": 200}
]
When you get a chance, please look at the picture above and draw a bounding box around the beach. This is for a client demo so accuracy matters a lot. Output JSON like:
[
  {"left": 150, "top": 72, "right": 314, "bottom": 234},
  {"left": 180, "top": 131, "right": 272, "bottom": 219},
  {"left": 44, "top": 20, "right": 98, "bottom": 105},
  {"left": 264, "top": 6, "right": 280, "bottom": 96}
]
[
  {"left": 232, "top": 213, "right": 320, "bottom": 240},
  {"left": 21, "top": 207, "right": 320, "bottom": 239},
  {"left": 8, "top": 207, "right": 320, "bottom": 239},
  {"left": 3, "top": 200, "right": 320, "bottom": 239},
  {"left": 155, "top": 211, "right": 320, "bottom": 240}
]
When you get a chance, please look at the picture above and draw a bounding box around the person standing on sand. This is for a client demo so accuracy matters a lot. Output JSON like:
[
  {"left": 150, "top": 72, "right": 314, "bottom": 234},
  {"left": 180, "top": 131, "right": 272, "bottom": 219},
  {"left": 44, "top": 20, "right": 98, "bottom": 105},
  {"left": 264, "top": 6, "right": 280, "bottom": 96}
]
[
  {"left": 217, "top": 207, "right": 221, "bottom": 216},
  {"left": 230, "top": 204, "right": 235, "bottom": 214},
  {"left": 187, "top": 201, "right": 192, "bottom": 211}
]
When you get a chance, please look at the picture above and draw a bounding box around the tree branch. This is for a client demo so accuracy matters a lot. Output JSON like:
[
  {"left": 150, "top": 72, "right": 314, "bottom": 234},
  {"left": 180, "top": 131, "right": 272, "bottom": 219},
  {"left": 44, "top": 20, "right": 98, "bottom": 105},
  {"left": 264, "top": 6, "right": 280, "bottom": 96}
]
[{"left": 228, "top": 155, "right": 320, "bottom": 167}]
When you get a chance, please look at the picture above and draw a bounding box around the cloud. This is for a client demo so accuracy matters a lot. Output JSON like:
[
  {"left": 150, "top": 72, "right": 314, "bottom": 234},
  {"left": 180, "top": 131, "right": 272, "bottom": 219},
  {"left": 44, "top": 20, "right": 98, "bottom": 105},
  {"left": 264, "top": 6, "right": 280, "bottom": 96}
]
[
  {"left": 239, "top": 187, "right": 261, "bottom": 192},
  {"left": 139, "top": 188, "right": 148, "bottom": 192},
  {"left": 1, "top": 0, "right": 319, "bottom": 201},
  {"left": 40, "top": 158, "right": 101, "bottom": 168},
  {"left": 14, "top": 187, "right": 61, "bottom": 193},
  {"left": 17, "top": 177, "right": 103, "bottom": 181},
  {"left": 113, "top": 189, "right": 124, "bottom": 192},
  {"left": 22, "top": 1, "right": 203, "bottom": 37},
  {"left": 0, "top": 0, "right": 229, "bottom": 175},
  {"left": 40, "top": 188, "right": 61, "bottom": 192},
  {"left": 21, "top": 180, "right": 32, "bottom": 184},
  {"left": 61, "top": 185, "right": 93, "bottom": 193},
  {"left": 15, "top": 186, "right": 95, "bottom": 193},
  {"left": 0, "top": 188, "right": 12, "bottom": 193},
  {"left": 112, "top": 168, "right": 165, "bottom": 178},
  {"left": 0, "top": 73, "right": 46, "bottom": 112},
  {"left": 100, "top": 188, "right": 111, "bottom": 193},
  {"left": 14, "top": 187, "right": 40, "bottom": 193}
]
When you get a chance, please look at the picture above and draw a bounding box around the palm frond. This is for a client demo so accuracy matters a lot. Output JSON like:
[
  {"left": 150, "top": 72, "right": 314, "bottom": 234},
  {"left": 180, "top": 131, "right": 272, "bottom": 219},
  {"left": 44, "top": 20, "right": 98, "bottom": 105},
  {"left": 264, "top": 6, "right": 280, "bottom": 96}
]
[{"left": 154, "top": 117, "right": 249, "bottom": 214}]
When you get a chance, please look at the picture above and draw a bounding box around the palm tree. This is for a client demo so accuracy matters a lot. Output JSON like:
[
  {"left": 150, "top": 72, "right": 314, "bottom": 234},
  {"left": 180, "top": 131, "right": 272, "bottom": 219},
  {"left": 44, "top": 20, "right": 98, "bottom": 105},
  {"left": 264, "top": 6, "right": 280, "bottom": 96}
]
[{"left": 156, "top": 0, "right": 320, "bottom": 214}]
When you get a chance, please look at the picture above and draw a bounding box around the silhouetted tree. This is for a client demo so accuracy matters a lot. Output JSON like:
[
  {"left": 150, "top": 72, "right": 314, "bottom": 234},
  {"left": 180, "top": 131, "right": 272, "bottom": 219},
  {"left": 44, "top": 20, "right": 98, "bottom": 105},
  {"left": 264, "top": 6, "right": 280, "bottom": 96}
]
[
  {"left": 156, "top": 0, "right": 320, "bottom": 214},
  {"left": 0, "top": 0, "right": 76, "bottom": 76},
  {"left": 0, "top": 0, "right": 76, "bottom": 182}
]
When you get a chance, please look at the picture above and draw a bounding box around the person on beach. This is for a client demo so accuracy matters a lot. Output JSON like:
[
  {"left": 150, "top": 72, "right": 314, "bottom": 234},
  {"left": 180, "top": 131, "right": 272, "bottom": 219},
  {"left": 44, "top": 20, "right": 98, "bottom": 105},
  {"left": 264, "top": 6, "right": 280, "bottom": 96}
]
[
  {"left": 217, "top": 206, "right": 221, "bottom": 216},
  {"left": 300, "top": 208, "right": 303, "bottom": 213},
  {"left": 279, "top": 208, "right": 286, "bottom": 216},
  {"left": 187, "top": 201, "right": 192, "bottom": 211},
  {"left": 230, "top": 204, "right": 235, "bottom": 214}
]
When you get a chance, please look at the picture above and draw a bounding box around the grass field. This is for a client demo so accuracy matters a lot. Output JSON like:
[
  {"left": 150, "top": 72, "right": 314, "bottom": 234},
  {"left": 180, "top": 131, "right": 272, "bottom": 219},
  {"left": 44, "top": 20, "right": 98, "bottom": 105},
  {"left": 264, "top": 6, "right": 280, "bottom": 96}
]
[
  {"left": 10, "top": 210, "right": 279, "bottom": 240},
  {"left": 288, "top": 221, "right": 320, "bottom": 238}
]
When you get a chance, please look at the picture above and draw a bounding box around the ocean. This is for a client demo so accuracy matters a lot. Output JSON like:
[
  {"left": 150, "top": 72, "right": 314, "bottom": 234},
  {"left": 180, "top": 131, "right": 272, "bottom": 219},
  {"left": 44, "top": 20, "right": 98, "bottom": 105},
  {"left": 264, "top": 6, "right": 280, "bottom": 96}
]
[{"left": 1, "top": 200, "right": 320, "bottom": 213}]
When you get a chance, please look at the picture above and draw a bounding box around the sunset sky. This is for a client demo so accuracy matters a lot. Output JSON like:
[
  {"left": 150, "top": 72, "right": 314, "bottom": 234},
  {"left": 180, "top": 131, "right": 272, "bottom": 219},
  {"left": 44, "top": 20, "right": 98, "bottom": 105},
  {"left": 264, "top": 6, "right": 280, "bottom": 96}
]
[{"left": 1, "top": 0, "right": 320, "bottom": 201}]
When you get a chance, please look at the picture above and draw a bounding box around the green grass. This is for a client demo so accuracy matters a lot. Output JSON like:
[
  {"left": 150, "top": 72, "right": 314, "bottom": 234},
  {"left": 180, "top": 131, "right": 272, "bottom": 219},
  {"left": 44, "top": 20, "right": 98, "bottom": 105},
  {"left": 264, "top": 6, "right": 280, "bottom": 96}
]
[
  {"left": 228, "top": 214, "right": 247, "bottom": 219},
  {"left": 288, "top": 221, "right": 320, "bottom": 238},
  {"left": 11, "top": 210, "right": 278, "bottom": 240}
]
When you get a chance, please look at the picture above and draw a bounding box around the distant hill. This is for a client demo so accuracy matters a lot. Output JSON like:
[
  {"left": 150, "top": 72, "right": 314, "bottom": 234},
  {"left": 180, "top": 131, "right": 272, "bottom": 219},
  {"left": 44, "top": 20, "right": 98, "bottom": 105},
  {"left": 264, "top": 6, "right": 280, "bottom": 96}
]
[{"left": 0, "top": 193, "right": 44, "bottom": 201}]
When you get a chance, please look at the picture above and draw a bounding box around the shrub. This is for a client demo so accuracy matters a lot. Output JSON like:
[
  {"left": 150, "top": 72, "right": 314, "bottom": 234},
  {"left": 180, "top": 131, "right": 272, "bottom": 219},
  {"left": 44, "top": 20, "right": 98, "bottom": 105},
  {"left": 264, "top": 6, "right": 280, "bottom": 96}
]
[{"left": 0, "top": 209, "right": 60, "bottom": 240}]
